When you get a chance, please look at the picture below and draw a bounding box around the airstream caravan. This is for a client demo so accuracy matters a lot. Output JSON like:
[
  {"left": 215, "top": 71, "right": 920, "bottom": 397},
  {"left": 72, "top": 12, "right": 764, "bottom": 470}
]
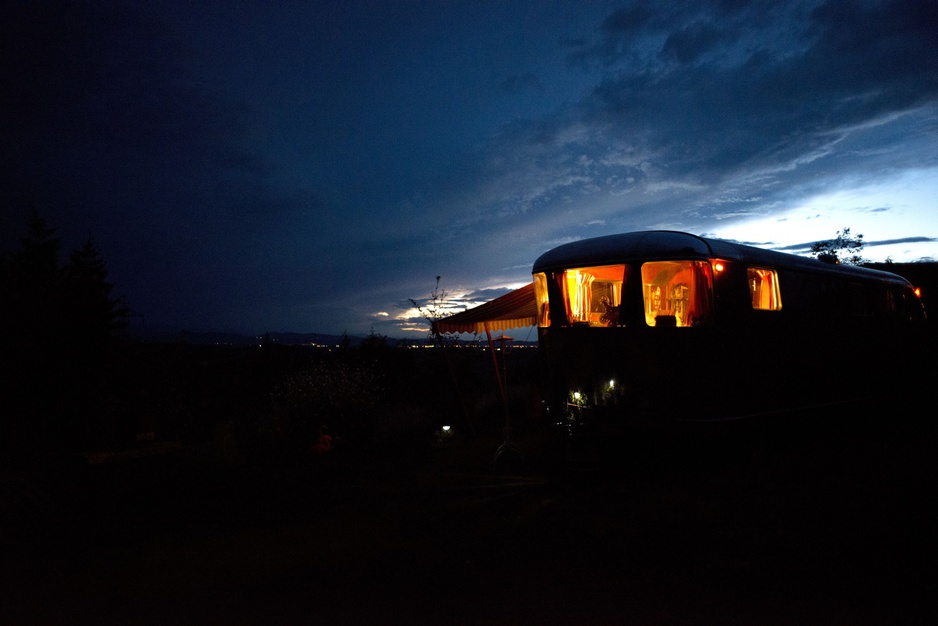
[{"left": 530, "top": 231, "right": 927, "bottom": 437}]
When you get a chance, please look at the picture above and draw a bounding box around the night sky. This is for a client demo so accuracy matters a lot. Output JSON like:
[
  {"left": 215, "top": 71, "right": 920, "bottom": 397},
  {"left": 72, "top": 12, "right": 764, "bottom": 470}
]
[{"left": 4, "top": 1, "right": 937, "bottom": 338}]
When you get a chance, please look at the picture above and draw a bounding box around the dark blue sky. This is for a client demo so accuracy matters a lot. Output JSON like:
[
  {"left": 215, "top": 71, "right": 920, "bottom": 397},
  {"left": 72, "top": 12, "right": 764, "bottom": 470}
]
[{"left": 4, "top": 0, "right": 937, "bottom": 337}]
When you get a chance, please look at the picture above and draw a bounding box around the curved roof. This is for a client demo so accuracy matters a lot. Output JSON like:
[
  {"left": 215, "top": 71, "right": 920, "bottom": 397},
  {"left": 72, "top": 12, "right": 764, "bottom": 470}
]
[
  {"left": 533, "top": 231, "right": 713, "bottom": 271},
  {"left": 533, "top": 230, "right": 912, "bottom": 286}
]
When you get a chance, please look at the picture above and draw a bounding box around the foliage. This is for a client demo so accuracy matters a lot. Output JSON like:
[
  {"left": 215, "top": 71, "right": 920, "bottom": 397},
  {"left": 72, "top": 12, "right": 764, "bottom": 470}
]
[
  {"left": 266, "top": 360, "right": 382, "bottom": 454},
  {"left": 1, "top": 207, "right": 129, "bottom": 461},
  {"left": 810, "top": 227, "right": 866, "bottom": 265},
  {"left": 3, "top": 207, "right": 62, "bottom": 345},
  {"left": 360, "top": 327, "right": 389, "bottom": 351},
  {"left": 409, "top": 275, "right": 456, "bottom": 346},
  {"left": 65, "top": 235, "right": 129, "bottom": 342},
  {"left": 2, "top": 207, "right": 127, "bottom": 348}
]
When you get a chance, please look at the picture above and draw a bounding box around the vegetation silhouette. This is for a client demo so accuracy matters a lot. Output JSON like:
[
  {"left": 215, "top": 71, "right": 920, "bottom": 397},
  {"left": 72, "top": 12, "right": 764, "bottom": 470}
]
[
  {"left": 1, "top": 207, "right": 128, "bottom": 468},
  {"left": 409, "top": 275, "right": 459, "bottom": 347},
  {"left": 1, "top": 214, "right": 541, "bottom": 486},
  {"left": 811, "top": 227, "right": 866, "bottom": 265}
]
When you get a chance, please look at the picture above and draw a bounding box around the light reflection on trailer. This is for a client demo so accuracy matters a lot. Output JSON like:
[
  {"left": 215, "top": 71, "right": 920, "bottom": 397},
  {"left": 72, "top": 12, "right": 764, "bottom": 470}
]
[{"left": 530, "top": 231, "right": 927, "bottom": 438}]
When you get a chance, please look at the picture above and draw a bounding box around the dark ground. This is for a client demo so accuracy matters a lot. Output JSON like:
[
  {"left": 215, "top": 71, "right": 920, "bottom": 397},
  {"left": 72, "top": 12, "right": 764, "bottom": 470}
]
[{"left": 2, "top": 403, "right": 936, "bottom": 625}]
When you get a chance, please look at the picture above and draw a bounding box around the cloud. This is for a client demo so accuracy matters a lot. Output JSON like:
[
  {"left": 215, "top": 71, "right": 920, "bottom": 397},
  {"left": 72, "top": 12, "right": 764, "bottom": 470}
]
[
  {"left": 2, "top": 1, "right": 341, "bottom": 332},
  {"left": 2, "top": 2, "right": 287, "bottom": 228},
  {"left": 866, "top": 236, "right": 938, "bottom": 248},
  {"left": 463, "top": 287, "right": 521, "bottom": 301},
  {"left": 565, "top": 1, "right": 938, "bottom": 183},
  {"left": 600, "top": 5, "right": 657, "bottom": 36},
  {"left": 429, "top": 1, "right": 938, "bottom": 249},
  {"left": 659, "top": 20, "right": 727, "bottom": 64},
  {"left": 775, "top": 236, "right": 938, "bottom": 255},
  {"left": 5, "top": 1, "right": 936, "bottom": 336},
  {"left": 392, "top": 2, "right": 937, "bottom": 321},
  {"left": 498, "top": 72, "right": 543, "bottom": 95}
]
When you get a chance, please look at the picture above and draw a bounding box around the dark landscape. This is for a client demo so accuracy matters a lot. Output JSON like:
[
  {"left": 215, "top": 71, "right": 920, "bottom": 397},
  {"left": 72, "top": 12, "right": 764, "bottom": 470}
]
[
  {"left": 3, "top": 210, "right": 937, "bottom": 623},
  {"left": 5, "top": 3, "right": 938, "bottom": 623},
  {"left": 2, "top": 338, "right": 936, "bottom": 625}
]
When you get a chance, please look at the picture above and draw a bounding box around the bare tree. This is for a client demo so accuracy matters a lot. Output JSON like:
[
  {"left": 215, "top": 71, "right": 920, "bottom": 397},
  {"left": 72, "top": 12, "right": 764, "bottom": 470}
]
[{"left": 409, "top": 275, "right": 451, "bottom": 346}]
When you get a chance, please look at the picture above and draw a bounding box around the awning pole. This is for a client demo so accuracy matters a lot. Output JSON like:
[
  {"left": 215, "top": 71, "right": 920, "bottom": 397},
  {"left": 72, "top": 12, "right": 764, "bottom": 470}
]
[
  {"left": 485, "top": 326, "right": 509, "bottom": 427},
  {"left": 433, "top": 323, "right": 476, "bottom": 438},
  {"left": 487, "top": 325, "right": 523, "bottom": 471}
]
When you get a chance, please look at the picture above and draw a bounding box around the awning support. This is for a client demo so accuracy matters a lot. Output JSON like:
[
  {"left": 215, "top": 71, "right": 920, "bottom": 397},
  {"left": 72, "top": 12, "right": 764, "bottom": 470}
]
[
  {"left": 432, "top": 283, "right": 536, "bottom": 471},
  {"left": 437, "top": 332, "right": 476, "bottom": 438},
  {"left": 486, "top": 324, "right": 523, "bottom": 471}
]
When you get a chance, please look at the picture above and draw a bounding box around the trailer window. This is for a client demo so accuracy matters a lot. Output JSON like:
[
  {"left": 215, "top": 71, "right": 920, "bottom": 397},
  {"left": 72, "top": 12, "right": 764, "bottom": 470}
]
[
  {"left": 561, "top": 265, "right": 628, "bottom": 326},
  {"left": 748, "top": 268, "right": 782, "bottom": 311},
  {"left": 533, "top": 272, "right": 550, "bottom": 327},
  {"left": 641, "top": 261, "right": 713, "bottom": 327}
]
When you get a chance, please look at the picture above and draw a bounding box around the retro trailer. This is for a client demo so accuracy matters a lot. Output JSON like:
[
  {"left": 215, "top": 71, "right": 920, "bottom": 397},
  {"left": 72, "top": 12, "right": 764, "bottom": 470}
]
[{"left": 434, "top": 231, "right": 928, "bottom": 440}]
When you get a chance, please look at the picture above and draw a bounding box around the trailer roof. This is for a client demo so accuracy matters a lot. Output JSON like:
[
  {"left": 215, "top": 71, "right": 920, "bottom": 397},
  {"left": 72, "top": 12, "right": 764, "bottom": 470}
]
[{"left": 533, "top": 230, "right": 911, "bottom": 286}]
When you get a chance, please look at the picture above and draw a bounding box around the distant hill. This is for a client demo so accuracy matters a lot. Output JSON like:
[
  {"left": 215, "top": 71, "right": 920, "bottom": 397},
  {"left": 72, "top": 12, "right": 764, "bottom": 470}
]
[
  {"left": 125, "top": 328, "right": 360, "bottom": 347},
  {"left": 123, "top": 328, "right": 539, "bottom": 348}
]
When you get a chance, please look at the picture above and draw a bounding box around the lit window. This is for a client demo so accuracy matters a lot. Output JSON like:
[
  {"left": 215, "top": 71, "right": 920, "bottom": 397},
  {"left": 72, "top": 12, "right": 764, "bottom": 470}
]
[
  {"left": 533, "top": 272, "right": 550, "bottom": 327},
  {"left": 561, "top": 265, "right": 627, "bottom": 326},
  {"left": 641, "top": 261, "right": 713, "bottom": 327},
  {"left": 748, "top": 267, "right": 782, "bottom": 311}
]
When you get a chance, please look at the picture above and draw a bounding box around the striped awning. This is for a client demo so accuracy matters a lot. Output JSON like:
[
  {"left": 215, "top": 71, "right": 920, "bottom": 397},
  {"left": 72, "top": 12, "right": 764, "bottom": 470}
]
[{"left": 432, "top": 283, "right": 537, "bottom": 334}]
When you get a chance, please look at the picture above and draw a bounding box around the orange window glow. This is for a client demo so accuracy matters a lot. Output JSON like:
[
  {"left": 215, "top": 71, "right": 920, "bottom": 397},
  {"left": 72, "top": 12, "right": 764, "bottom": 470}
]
[
  {"left": 641, "top": 261, "right": 713, "bottom": 327},
  {"left": 533, "top": 272, "right": 550, "bottom": 327},
  {"left": 748, "top": 267, "right": 782, "bottom": 310},
  {"left": 561, "top": 265, "right": 627, "bottom": 326}
]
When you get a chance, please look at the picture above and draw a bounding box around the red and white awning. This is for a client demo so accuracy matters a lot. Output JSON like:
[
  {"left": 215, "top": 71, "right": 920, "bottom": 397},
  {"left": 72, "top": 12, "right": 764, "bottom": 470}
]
[{"left": 432, "top": 283, "right": 537, "bottom": 335}]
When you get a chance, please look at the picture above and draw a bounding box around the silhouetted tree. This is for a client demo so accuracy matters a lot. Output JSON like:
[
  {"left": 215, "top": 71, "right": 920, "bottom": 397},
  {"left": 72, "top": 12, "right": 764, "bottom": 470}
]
[
  {"left": 811, "top": 227, "right": 866, "bottom": 265},
  {"left": 7, "top": 206, "right": 64, "bottom": 344},
  {"left": 360, "top": 327, "right": 389, "bottom": 352},
  {"left": 13, "top": 206, "right": 61, "bottom": 283},
  {"left": 1, "top": 207, "right": 66, "bottom": 464},
  {"left": 410, "top": 275, "right": 454, "bottom": 346},
  {"left": 1, "top": 207, "right": 129, "bottom": 463},
  {"left": 64, "top": 234, "right": 127, "bottom": 345}
]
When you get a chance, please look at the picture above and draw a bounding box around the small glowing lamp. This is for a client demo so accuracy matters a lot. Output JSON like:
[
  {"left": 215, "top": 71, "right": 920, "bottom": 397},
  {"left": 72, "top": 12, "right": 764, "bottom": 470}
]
[
  {"left": 608, "top": 379, "right": 615, "bottom": 389},
  {"left": 573, "top": 391, "right": 582, "bottom": 401},
  {"left": 914, "top": 287, "right": 922, "bottom": 298},
  {"left": 442, "top": 425, "right": 451, "bottom": 432},
  {"left": 712, "top": 261, "right": 725, "bottom": 273}
]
